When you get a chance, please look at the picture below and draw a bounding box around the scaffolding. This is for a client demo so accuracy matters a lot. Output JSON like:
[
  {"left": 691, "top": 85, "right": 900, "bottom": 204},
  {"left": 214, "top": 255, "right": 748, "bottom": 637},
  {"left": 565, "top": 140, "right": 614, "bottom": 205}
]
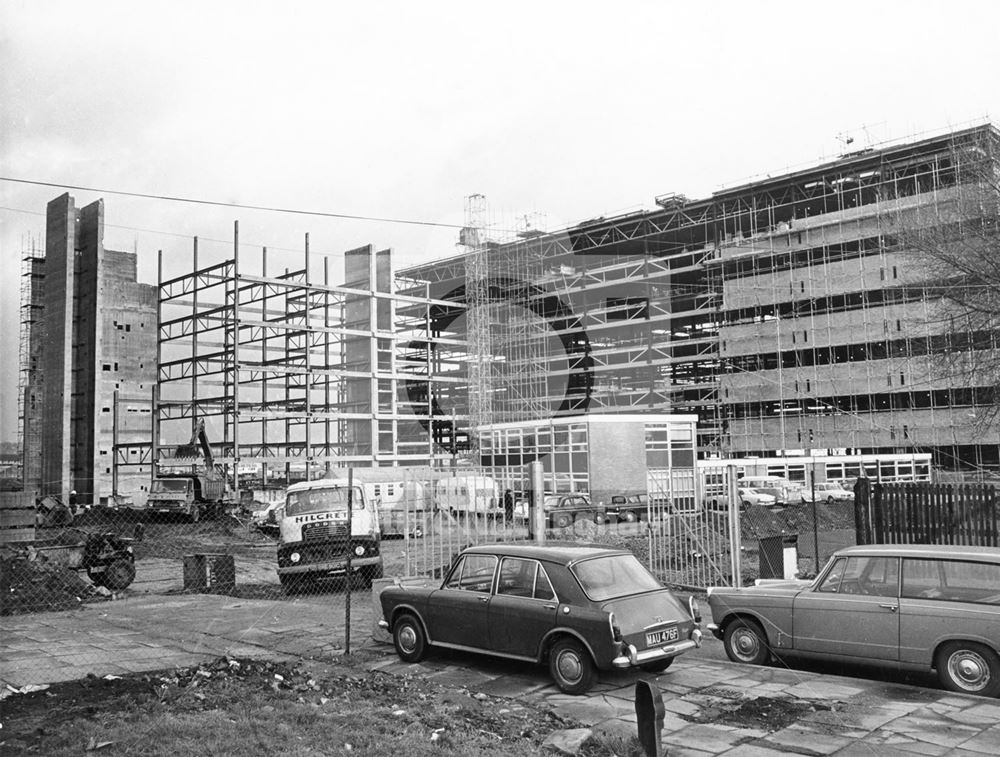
[
  {"left": 18, "top": 236, "right": 45, "bottom": 492},
  {"left": 155, "top": 225, "right": 463, "bottom": 490},
  {"left": 399, "top": 122, "right": 1000, "bottom": 473}
]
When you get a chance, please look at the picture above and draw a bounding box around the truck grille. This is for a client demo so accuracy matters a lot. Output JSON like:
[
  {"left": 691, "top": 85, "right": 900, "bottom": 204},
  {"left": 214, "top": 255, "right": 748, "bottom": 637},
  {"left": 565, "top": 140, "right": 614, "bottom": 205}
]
[{"left": 302, "top": 521, "right": 348, "bottom": 540}]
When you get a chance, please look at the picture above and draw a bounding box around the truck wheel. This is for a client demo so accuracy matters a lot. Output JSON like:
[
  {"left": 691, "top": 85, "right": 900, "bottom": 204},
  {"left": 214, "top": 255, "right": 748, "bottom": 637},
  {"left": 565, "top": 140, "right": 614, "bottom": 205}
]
[{"left": 102, "top": 559, "right": 136, "bottom": 591}]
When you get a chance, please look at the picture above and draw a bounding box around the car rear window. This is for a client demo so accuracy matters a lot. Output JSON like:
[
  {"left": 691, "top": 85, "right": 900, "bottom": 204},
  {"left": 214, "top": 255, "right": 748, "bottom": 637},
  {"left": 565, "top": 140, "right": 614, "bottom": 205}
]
[
  {"left": 571, "top": 554, "right": 661, "bottom": 601},
  {"left": 901, "top": 559, "right": 1000, "bottom": 604}
]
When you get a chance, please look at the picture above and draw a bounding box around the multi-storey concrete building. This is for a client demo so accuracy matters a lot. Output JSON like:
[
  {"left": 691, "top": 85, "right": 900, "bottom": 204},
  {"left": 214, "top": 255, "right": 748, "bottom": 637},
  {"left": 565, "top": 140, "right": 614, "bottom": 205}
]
[
  {"left": 397, "top": 123, "right": 1000, "bottom": 474},
  {"left": 20, "top": 194, "right": 157, "bottom": 504}
]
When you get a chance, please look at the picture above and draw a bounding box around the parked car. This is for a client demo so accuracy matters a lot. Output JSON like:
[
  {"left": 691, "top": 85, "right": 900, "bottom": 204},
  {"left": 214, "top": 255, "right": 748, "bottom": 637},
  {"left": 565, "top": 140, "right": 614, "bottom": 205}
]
[
  {"left": 738, "top": 487, "right": 777, "bottom": 508},
  {"left": 379, "top": 543, "right": 703, "bottom": 694},
  {"left": 607, "top": 493, "right": 648, "bottom": 523},
  {"left": 704, "top": 488, "right": 775, "bottom": 513},
  {"left": 706, "top": 544, "right": 1000, "bottom": 697},
  {"left": 737, "top": 476, "right": 804, "bottom": 506},
  {"left": 542, "top": 494, "right": 602, "bottom": 528},
  {"left": 802, "top": 481, "right": 855, "bottom": 503}
]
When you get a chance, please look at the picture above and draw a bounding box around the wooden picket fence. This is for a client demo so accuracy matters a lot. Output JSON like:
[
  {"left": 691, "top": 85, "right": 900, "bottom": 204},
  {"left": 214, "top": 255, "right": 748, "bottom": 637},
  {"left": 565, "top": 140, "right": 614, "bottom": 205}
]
[{"left": 855, "top": 479, "right": 999, "bottom": 547}]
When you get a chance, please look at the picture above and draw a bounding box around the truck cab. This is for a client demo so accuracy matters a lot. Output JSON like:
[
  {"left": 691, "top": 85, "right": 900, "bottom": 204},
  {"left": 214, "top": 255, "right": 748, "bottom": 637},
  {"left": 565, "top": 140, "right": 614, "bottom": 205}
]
[{"left": 276, "top": 478, "right": 383, "bottom": 592}]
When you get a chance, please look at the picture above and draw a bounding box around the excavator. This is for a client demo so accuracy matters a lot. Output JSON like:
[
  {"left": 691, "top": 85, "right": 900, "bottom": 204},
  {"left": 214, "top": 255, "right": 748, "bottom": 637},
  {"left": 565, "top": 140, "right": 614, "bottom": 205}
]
[{"left": 144, "top": 420, "right": 231, "bottom": 522}]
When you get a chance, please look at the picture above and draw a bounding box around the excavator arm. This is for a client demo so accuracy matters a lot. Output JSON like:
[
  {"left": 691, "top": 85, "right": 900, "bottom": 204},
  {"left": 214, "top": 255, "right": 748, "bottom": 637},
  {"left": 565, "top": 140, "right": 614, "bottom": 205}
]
[{"left": 173, "top": 419, "right": 214, "bottom": 467}]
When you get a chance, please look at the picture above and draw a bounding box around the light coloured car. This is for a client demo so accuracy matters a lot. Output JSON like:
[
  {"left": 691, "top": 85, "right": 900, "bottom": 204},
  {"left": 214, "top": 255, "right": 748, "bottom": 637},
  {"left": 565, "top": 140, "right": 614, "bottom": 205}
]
[
  {"left": 806, "top": 481, "right": 855, "bottom": 503},
  {"left": 738, "top": 487, "right": 777, "bottom": 507},
  {"left": 707, "top": 544, "right": 1000, "bottom": 697}
]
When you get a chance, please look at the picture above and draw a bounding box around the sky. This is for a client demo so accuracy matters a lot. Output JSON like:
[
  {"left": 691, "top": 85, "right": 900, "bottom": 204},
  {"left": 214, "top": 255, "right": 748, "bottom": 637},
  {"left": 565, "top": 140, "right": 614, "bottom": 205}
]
[{"left": 1, "top": 0, "right": 999, "bottom": 444}]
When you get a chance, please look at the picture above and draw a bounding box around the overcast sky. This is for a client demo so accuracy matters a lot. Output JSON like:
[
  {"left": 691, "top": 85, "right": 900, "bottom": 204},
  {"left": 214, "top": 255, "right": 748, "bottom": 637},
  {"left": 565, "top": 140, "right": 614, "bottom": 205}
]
[{"left": 2, "top": 0, "right": 999, "bottom": 443}]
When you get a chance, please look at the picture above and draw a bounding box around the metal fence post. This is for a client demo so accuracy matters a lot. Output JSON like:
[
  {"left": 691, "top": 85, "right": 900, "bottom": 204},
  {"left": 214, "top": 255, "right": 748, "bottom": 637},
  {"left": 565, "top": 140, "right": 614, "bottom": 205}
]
[{"left": 726, "top": 464, "right": 741, "bottom": 587}]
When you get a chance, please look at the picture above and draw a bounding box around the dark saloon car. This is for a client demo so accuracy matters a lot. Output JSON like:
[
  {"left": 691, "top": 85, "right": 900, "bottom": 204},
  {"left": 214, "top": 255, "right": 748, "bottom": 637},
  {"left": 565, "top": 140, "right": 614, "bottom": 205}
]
[
  {"left": 379, "top": 543, "right": 702, "bottom": 694},
  {"left": 707, "top": 544, "right": 1000, "bottom": 697}
]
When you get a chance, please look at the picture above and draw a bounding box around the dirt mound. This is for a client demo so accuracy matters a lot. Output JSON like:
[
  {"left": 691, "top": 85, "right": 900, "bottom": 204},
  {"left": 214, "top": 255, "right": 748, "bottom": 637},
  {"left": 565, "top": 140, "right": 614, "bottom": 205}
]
[{"left": 0, "top": 556, "right": 104, "bottom": 615}]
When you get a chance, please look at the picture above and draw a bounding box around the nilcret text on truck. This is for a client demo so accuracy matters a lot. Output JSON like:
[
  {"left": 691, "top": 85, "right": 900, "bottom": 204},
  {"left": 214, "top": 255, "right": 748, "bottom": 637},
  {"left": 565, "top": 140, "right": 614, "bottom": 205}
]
[{"left": 276, "top": 477, "right": 383, "bottom": 593}]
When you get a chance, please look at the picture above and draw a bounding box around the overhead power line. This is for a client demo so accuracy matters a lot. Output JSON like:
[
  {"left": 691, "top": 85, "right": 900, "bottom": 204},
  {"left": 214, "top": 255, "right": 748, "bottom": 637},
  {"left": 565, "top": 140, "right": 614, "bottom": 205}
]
[{"left": 0, "top": 176, "right": 465, "bottom": 230}]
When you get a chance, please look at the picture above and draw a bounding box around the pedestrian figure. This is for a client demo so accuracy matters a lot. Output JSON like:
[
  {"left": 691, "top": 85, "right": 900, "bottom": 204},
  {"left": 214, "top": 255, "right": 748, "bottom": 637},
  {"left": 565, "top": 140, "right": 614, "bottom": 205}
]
[{"left": 503, "top": 489, "right": 514, "bottom": 526}]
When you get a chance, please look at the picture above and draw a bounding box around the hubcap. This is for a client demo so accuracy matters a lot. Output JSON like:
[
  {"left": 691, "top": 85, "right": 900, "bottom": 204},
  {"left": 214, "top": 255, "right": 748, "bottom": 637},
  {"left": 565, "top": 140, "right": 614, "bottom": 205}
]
[
  {"left": 557, "top": 650, "right": 583, "bottom": 683},
  {"left": 398, "top": 625, "right": 417, "bottom": 653},
  {"left": 949, "top": 650, "right": 990, "bottom": 691},
  {"left": 733, "top": 629, "right": 760, "bottom": 661}
]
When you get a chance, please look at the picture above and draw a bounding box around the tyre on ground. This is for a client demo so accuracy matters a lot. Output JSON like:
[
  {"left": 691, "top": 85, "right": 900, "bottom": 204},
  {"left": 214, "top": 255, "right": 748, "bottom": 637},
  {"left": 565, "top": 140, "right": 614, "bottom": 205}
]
[
  {"left": 101, "top": 558, "right": 136, "bottom": 591},
  {"left": 936, "top": 641, "right": 1000, "bottom": 697},
  {"left": 548, "top": 638, "right": 596, "bottom": 695},
  {"left": 393, "top": 613, "right": 427, "bottom": 663},
  {"left": 723, "top": 617, "right": 771, "bottom": 666}
]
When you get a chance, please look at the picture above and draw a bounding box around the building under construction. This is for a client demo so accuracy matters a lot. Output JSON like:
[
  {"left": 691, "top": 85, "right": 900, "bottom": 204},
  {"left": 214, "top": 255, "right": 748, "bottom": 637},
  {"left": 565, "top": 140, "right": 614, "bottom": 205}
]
[
  {"left": 152, "top": 232, "right": 462, "bottom": 489},
  {"left": 398, "top": 122, "right": 1000, "bottom": 474},
  {"left": 19, "top": 194, "right": 157, "bottom": 504}
]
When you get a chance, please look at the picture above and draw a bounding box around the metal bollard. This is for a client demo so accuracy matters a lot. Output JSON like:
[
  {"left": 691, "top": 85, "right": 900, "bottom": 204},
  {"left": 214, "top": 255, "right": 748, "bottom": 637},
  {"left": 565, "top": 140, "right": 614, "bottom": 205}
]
[{"left": 635, "top": 679, "right": 665, "bottom": 757}]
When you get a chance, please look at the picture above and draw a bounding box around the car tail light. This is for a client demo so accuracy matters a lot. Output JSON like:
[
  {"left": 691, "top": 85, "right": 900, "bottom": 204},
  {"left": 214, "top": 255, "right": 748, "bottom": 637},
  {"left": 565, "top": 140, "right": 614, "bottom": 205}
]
[
  {"left": 608, "top": 612, "right": 623, "bottom": 642},
  {"left": 689, "top": 596, "right": 701, "bottom": 623}
]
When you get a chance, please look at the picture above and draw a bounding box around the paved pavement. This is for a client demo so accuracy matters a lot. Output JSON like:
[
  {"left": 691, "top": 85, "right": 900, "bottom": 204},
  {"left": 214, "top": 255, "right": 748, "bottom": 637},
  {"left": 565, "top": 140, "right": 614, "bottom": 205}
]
[{"left": 3, "top": 592, "right": 1000, "bottom": 755}]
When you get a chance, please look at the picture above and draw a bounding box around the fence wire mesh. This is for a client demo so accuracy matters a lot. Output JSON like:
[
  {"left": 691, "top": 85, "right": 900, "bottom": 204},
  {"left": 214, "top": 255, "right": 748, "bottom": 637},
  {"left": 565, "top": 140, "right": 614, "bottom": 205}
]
[{"left": 1, "top": 465, "right": 861, "bottom": 623}]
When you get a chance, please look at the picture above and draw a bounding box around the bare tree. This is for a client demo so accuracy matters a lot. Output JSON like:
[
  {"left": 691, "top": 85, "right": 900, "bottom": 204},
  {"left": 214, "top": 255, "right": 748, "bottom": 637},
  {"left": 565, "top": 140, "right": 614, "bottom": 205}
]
[{"left": 895, "top": 139, "right": 1000, "bottom": 428}]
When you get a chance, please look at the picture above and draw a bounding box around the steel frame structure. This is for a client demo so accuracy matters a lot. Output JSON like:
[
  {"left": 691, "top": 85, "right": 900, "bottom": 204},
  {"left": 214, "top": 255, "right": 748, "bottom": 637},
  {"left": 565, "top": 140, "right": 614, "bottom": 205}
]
[{"left": 155, "top": 226, "right": 465, "bottom": 491}]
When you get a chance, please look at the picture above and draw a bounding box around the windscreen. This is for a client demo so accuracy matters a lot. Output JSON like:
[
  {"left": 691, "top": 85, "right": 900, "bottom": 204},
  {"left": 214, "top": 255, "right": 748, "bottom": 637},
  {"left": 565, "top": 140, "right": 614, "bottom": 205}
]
[
  {"left": 152, "top": 479, "right": 189, "bottom": 492},
  {"left": 571, "top": 554, "right": 662, "bottom": 601},
  {"left": 285, "top": 486, "right": 364, "bottom": 516}
]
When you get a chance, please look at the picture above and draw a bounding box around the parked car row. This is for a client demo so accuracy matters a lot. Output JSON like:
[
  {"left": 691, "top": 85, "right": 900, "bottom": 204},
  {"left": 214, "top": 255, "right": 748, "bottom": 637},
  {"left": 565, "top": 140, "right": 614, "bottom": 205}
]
[
  {"left": 707, "top": 544, "right": 1000, "bottom": 697},
  {"left": 378, "top": 541, "right": 1000, "bottom": 699}
]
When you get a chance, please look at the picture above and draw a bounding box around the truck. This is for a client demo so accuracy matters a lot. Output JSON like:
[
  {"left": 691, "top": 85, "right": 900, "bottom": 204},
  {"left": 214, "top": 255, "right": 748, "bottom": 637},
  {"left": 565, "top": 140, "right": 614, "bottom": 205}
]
[
  {"left": 275, "top": 476, "right": 383, "bottom": 593},
  {"left": 144, "top": 420, "right": 231, "bottom": 522}
]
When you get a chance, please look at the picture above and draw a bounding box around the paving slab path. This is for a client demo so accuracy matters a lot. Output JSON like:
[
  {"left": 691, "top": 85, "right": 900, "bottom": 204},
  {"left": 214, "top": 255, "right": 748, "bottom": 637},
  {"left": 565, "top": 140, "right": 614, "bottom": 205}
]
[{"left": 3, "top": 592, "right": 999, "bottom": 755}]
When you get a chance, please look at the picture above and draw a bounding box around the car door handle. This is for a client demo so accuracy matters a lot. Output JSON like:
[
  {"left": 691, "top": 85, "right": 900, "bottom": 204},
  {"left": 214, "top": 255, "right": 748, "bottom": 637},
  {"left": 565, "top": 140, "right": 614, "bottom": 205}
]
[
  {"left": 878, "top": 603, "right": 898, "bottom": 612},
  {"left": 478, "top": 595, "right": 489, "bottom": 603},
  {"left": 544, "top": 605, "right": 556, "bottom": 610}
]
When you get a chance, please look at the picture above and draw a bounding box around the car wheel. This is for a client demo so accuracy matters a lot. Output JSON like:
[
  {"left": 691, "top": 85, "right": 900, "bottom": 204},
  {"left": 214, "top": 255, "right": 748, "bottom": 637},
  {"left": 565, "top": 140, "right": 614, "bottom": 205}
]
[
  {"left": 101, "top": 558, "right": 136, "bottom": 591},
  {"left": 554, "top": 512, "right": 572, "bottom": 528},
  {"left": 827, "top": 496, "right": 835, "bottom": 504},
  {"left": 723, "top": 618, "right": 771, "bottom": 665},
  {"left": 640, "top": 657, "right": 674, "bottom": 674},
  {"left": 393, "top": 613, "right": 427, "bottom": 663},
  {"left": 936, "top": 641, "right": 1000, "bottom": 697},
  {"left": 549, "top": 638, "right": 595, "bottom": 695},
  {"left": 622, "top": 510, "right": 638, "bottom": 524}
]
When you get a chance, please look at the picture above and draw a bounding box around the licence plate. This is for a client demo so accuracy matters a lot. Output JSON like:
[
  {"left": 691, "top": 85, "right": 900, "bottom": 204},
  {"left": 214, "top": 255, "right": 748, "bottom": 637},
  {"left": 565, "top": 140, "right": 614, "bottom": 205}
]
[{"left": 645, "top": 626, "right": 679, "bottom": 646}]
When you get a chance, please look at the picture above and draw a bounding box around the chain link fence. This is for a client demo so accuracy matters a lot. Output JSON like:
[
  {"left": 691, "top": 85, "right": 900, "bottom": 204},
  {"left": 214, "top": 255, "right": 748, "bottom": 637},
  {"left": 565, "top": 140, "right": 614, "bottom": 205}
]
[{"left": 1, "top": 465, "right": 858, "bottom": 621}]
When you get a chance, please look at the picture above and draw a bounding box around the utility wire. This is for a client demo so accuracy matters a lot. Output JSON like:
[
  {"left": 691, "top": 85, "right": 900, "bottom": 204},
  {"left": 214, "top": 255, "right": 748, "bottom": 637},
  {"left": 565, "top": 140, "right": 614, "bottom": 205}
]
[{"left": 0, "top": 175, "right": 466, "bottom": 230}]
